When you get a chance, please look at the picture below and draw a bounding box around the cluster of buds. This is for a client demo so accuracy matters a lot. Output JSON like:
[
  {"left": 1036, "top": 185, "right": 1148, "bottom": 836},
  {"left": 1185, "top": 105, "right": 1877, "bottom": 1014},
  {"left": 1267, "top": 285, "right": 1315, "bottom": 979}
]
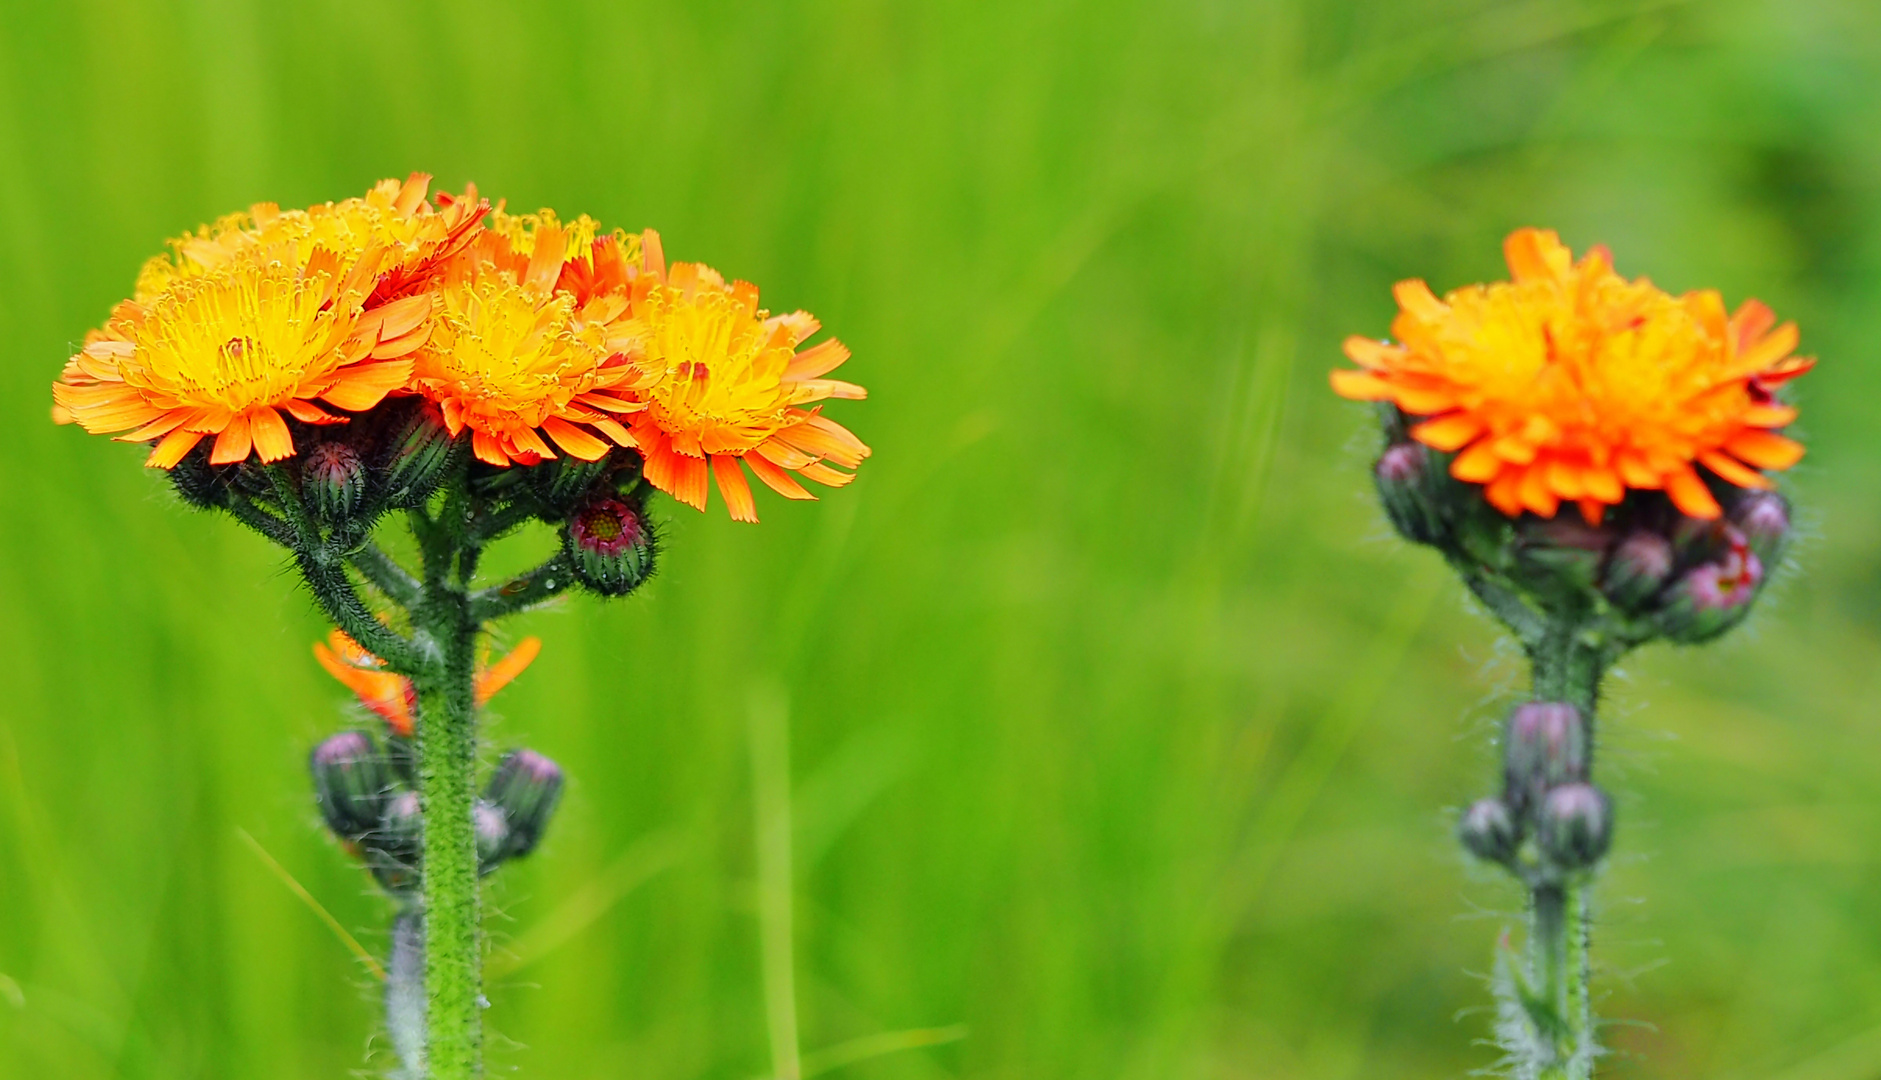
[
  {"left": 1460, "top": 703, "right": 1613, "bottom": 880},
  {"left": 1373, "top": 405, "right": 1790, "bottom": 646},
  {"left": 169, "top": 397, "right": 659, "bottom": 601},
  {"left": 311, "top": 732, "right": 565, "bottom": 895}
]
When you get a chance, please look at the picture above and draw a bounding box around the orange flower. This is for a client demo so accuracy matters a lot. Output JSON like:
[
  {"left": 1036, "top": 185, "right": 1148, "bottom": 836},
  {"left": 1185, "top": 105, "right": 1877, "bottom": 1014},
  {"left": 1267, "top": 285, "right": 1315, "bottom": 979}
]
[
  {"left": 1331, "top": 228, "right": 1812, "bottom": 522},
  {"left": 407, "top": 211, "right": 651, "bottom": 466},
  {"left": 313, "top": 629, "right": 541, "bottom": 737},
  {"left": 52, "top": 175, "right": 485, "bottom": 468},
  {"left": 621, "top": 232, "right": 869, "bottom": 522}
]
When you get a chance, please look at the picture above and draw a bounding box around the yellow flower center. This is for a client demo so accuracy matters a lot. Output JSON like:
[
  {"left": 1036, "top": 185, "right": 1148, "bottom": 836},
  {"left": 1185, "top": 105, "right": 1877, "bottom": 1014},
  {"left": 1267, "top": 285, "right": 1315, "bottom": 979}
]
[
  {"left": 637, "top": 278, "right": 794, "bottom": 455},
  {"left": 418, "top": 273, "right": 604, "bottom": 426},
  {"left": 128, "top": 258, "right": 358, "bottom": 412}
]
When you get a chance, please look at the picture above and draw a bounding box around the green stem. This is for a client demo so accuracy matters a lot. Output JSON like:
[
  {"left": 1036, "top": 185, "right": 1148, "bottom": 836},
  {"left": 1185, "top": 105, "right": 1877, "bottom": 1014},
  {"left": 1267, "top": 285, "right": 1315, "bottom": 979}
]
[
  {"left": 469, "top": 553, "right": 572, "bottom": 622},
  {"left": 414, "top": 573, "right": 481, "bottom": 1079},
  {"left": 352, "top": 541, "right": 424, "bottom": 608}
]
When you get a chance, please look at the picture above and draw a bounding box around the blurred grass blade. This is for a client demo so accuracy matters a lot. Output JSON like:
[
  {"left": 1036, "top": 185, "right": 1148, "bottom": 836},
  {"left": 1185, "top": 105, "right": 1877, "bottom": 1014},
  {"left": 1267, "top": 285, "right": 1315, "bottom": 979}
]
[
  {"left": 799, "top": 1024, "right": 969, "bottom": 1079},
  {"left": 751, "top": 682, "right": 801, "bottom": 1080},
  {"left": 234, "top": 827, "right": 385, "bottom": 982}
]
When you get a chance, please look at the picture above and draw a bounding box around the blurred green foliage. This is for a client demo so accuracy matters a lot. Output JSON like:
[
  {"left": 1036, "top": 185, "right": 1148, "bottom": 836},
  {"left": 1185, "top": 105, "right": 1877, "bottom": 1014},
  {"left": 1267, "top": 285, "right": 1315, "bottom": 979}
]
[{"left": 2, "top": 0, "right": 1880, "bottom": 1077}]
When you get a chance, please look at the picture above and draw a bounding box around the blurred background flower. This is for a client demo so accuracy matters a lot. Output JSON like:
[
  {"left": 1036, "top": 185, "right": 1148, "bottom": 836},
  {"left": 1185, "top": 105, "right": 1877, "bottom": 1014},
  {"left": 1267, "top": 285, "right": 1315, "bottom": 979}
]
[{"left": 2, "top": 2, "right": 1879, "bottom": 1079}]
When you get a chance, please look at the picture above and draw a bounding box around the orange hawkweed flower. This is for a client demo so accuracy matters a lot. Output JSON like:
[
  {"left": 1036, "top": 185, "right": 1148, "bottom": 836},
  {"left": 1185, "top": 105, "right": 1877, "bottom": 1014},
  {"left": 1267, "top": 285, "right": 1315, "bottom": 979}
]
[
  {"left": 1331, "top": 228, "right": 1812, "bottom": 522},
  {"left": 622, "top": 232, "right": 869, "bottom": 522},
  {"left": 407, "top": 212, "right": 651, "bottom": 466},
  {"left": 52, "top": 175, "right": 485, "bottom": 468},
  {"left": 313, "top": 629, "right": 541, "bottom": 737}
]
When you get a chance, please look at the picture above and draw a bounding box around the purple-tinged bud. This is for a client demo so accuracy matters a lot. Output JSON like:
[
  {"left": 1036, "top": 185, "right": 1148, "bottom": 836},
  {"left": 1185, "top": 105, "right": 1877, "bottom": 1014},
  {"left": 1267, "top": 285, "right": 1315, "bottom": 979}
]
[
  {"left": 1504, "top": 702, "right": 1588, "bottom": 816},
  {"left": 1732, "top": 490, "right": 1791, "bottom": 568},
  {"left": 1602, "top": 531, "right": 1674, "bottom": 610},
  {"left": 1459, "top": 797, "right": 1520, "bottom": 865},
  {"left": 1658, "top": 541, "right": 1764, "bottom": 644},
  {"left": 474, "top": 799, "right": 511, "bottom": 876},
  {"left": 485, "top": 749, "right": 565, "bottom": 860},
  {"left": 1537, "top": 783, "right": 1613, "bottom": 870},
  {"left": 310, "top": 731, "right": 391, "bottom": 842},
  {"left": 1375, "top": 443, "right": 1443, "bottom": 545},
  {"left": 302, "top": 441, "right": 367, "bottom": 524},
  {"left": 382, "top": 403, "right": 459, "bottom": 509},
  {"left": 365, "top": 790, "right": 422, "bottom": 893},
  {"left": 566, "top": 496, "right": 656, "bottom": 597}
]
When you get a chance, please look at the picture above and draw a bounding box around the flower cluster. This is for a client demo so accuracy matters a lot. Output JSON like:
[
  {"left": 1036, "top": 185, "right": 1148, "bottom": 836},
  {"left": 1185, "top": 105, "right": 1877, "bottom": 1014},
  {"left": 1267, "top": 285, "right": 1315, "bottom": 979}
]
[{"left": 53, "top": 175, "right": 869, "bottom": 523}]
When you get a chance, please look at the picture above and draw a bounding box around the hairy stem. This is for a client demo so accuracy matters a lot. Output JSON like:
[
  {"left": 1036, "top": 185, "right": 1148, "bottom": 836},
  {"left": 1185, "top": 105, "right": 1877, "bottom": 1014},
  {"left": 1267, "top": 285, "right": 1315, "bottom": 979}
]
[
  {"left": 352, "top": 542, "right": 425, "bottom": 609},
  {"left": 469, "top": 553, "right": 572, "bottom": 622}
]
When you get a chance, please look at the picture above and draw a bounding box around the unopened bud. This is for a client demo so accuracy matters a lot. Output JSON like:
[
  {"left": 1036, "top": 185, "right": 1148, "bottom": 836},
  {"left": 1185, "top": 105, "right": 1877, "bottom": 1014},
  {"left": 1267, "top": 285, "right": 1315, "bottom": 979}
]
[
  {"left": 302, "top": 442, "right": 367, "bottom": 524},
  {"left": 1602, "top": 531, "right": 1674, "bottom": 610},
  {"left": 1504, "top": 702, "right": 1587, "bottom": 816},
  {"left": 474, "top": 800, "right": 511, "bottom": 876},
  {"left": 382, "top": 404, "right": 458, "bottom": 509},
  {"left": 536, "top": 454, "right": 616, "bottom": 510},
  {"left": 1459, "top": 797, "right": 1520, "bottom": 865},
  {"left": 168, "top": 452, "right": 228, "bottom": 510},
  {"left": 1375, "top": 443, "right": 1443, "bottom": 545},
  {"left": 366, "top": 789, "right": 422, "bottom": 893},
  {"left": 1732, "top": 490, "right": 1791, "bottom": 568},
  {"left": 1513, "top": 519, "right": 1611, "bottom": 599},
  {"left": 485, "top": 749, "right": 565, "bottom": 860},
  {"left": 310, "top": 731, "right": 392, "bottom": 842},
  {"left": 1538, "top": 783, "right": 1613, "bottom": 870},
  {"left": 1658, "top": 543, "right": 1763, "bottom": 644},
  {"left": 566, "top": 496, "right": 656, "bottom": 597}
]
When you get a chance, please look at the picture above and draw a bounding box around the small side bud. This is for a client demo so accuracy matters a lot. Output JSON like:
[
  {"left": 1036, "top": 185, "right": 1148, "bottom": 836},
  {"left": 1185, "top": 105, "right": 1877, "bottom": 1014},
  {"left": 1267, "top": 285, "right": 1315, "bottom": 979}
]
[
  {"left": 1459, "top": 797, "right": 1520, "bottom": 865},
  {"left": 1732, "top": 490, "right": 1791, "bottom": 568},
  {"left": 310, "top": 731, "right": 391, "bottom": 842},
  {"left": 1504, "top": 702, "right": 1588, "bottom": 816},
  {"left": 535, "top": 454, "right": 616, "bottom": 511},
  {"left": 1375, "top": 443, "right": 1444, "bottom": 545},
  {"left": 302, "top": 442, "right": 367, "bottom": 524},
  {"left": 566, "top": 496, "right": 656, "bottom": 597},
  {"left": 474, "top": 800, "right": 512, "bottom": 876},
  {"left": 366, "top": 790, "right": 422, "bottom": 893},
  {"left": 1512, "top": 518, "right": 1612, "bottom": 599},
  {"left": 1537, "top": 783, "right": 1613, "bottom": 870},
  {"left": 382, "top": 404, "right": 458, "bottom": 509},
  {"left": 1602, "top": 531, "right": 1674, "bottom": 610},
  {"left": 1658, "top": 542, "right": 1763, "bottom": 644},
  {"left": 485, "top": 749, "right": 565, "bottom": 860}
]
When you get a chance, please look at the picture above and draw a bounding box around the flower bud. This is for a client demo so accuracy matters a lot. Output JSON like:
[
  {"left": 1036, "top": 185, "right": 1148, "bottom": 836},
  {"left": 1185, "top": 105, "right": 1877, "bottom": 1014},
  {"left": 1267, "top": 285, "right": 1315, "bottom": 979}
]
[
  {"left": 1504, "top": 702, "right": 1587, "bottom": 816},
  {"left": 1601, "top": 531, "right": 1674, "bottom": 610},
  {"left": 1375, "top": 443, "right": 1444, "bottom": 545},
  {"left": 535, "top": 454, "right": 616, "bottom": 510},
  {"left": 1512, "top": 519, "right": 1611, "bottom": 600},
  {"left": 1658, "top": 542, "right": 1763, "bottom": 644},
  {"left": 474, "top": 799, "right": 511, "bottom": 876},
  {"left": 382, "top": 404, "right": 459, "bottom": 509},
  {"left": 566, "top": 496, "right": 656, "bottom": 597},
  {"left": 1732, "top": 490, "right": 1791, "bottom": 568},
  {"left": 310, "top": 731, "right": 392, "bottom": 842},
  {"left": 1537, "top": 783, "right": 1613, "bottom": 870},
  {"left": 302, "top": 441, "right": 367, "bottom": 524},
  {"left": 485, "top": 749, "right": 565, "bottom": 860},
  {"left": 366, "top": 789, "right": 422, "bottom": 893},
  {"left": 1458, "top": 797, "right": 1520, "bottom": 865},
  {"left": 168, "top": 452, "right": 228, "bottom": 510}
]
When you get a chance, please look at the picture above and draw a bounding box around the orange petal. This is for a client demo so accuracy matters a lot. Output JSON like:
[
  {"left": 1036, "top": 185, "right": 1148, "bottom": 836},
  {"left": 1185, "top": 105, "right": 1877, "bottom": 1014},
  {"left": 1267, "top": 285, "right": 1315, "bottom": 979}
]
[
  {"left": 1698, "top": 450, "right": 1773, "bottom": 491},
  {"left": 642, "top": 228, "right": 666, "bottom": 282},
  {"left": 1740, "top": 404, "right": 1798, "bottom": 427},
  {"left": 1392, "top": 279, "right": 1447, "bottom": 322},
  {"left": 1390, "top": 385, "right": 1456, "bottom": 415},
  {"left": 146, "top": 428, "right": 205, "bottom": 469},
  {"left": 1410, "top": 413, "right": 1483, "bottom": 451},
  {"left": 1731, "top": 321, "right": 1800, "bottom": 376},
  {"left": 1725, "top": 429, "right": 1804, "bottom": 470},
  {"left": 1578, "top": 499, "right": 1605, "bottom": 527},
  {"left": 712, "top": 455, "right": 759, "bottom": 523},
  {"left": 798, "top": 461, "right": 855, "bottom": 488},
  {"left": 1582, "top": 467, "right": 1623, "bottom": 503},
  {"left": 249, "top": 406, "right": 295, "bottom": 463},
  {"left": 1730, "top": 299, "right": 1776, "bottom": 354},
  {"left": 745, "top": 453, "right": 816, "bottom": 500},
  {"left": 1451, "top": 442, "right": 1502, "bottom": 484},
  {"left": 209, "top": 413, "right": 253, "bottom": 465},
  {"left": 471, "top": 429, "right": 511, "bottom": 466},
  {"left": 1504, "top": 228, "right": 1571, "bottom": 283},
  {"left": 476, "top": 637, "right": 542, "bottom": 704},
  {"left": 783, "top": 339, "right": 852, "bottom": 381},
  {"left": 1546, "top": 459, "right": 1586, "bottom": 499},
  {"left": 541, "top": 417, "right": 609, "bottom": 461},
  {"left": 1341, "top": 336, "right": 1402, "bottom": 371},
  {"left": 321, "top": 360, "right": 413, "bottom": 411},
  {"left": 1518, "top": 467, "right": 1559, "bottom": 518},
  {"left": 645, "top": 442, "right": 708, "bottom": 511},
  {"left": 1329, "top": 369, "right": 1393, "bottom": 401},
  {"left": 1484, "top": 473, "right": 1524, "bottom": 516},
  {"left": 1665, "top": 465, "right": 1722, "bottom": 520},
  {"left": 283, "top": 399, "right": 349, "bottom": 425}
]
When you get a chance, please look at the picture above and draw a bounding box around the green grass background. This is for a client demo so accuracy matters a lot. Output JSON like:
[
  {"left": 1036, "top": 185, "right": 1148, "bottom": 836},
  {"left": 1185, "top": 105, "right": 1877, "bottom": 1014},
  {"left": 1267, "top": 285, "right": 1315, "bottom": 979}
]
[{"left": 2, "top": 0, "right": 1880, "bottom": 1077}]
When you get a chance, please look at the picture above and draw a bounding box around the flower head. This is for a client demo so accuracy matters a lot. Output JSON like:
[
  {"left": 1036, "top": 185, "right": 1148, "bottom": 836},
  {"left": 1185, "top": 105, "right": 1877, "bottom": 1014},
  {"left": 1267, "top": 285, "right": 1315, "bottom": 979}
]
[
  {"left": 408, "top": 213, "right": 650, "bottom": 466},
  {"left": 1332, "top": 228, "right": 1812, "bottom": 522},
  {"left": 314, "top": 629, "right": 540, "bottom": 737},
  {"left": 52, "top": 175, "right": 485, "bottom": 468},
  {"left": 622, "top": 233, "right": 869, "bottom": 522}
]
